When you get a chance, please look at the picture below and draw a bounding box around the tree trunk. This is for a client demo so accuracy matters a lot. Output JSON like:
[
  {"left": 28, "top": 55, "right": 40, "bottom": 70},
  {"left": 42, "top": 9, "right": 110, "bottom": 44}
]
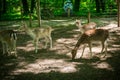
[
  {"left": 117, "top": 0, "right": 120, "bottom": 27},
  {"left": 0, "top": 0, "right": 3, "bottom": 17},
  {"left": 95, "top": 0, "right": 100, "bottom": 13},
  {"left": 74, "top": 0, "right": 80, "bottom": 12},
  {"left": 20, "top": 0, "right": 23, "bottom": 20},
  {"left": 67, "top": 8, "right": 70, "bottom": 17},
  {"left": 0, "top": 0, "right": 7, "bottom": 14},
  {"left": 100, "top": 0, "right": 105, "bottom": 12},
  {"left": 21, "top": 0, "right": 29, "bottom": 15},
  {"left": 30, "top": 0, "right": 36, "bottom": 13},
  {"left": 29, "top": 13, "right": 32, "bottom": 27},
  {"left": 62, "top": 0, "right": 65, "bottom": 7},
  {"left": 36, "top": 0, "right": 41, "bottom": 27},
  {"left": 88, "top": 12, "right": 90, "bottom": 23}
]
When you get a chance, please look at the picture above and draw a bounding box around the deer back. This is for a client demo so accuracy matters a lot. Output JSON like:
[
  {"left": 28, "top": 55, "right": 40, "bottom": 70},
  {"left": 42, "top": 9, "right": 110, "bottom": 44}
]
[{"left": 80, "top": 29, "right": 109, "bottom": 43}]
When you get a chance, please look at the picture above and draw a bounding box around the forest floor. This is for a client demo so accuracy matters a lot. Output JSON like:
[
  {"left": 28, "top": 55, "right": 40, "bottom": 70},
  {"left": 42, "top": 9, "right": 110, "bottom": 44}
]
[{"left": 0, "top": 17, "right": 120, "bottom": 80}]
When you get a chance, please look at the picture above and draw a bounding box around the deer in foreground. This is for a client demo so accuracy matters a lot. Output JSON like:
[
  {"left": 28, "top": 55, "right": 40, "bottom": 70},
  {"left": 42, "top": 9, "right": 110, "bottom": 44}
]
[
  {"left": 0, "top": 30, "right": 17, "bottom": 56},
  {"left": 21, "top": 23, "right": 53, "bottom": 53},
  {"left": 71, "top": 29, "right": 109, "bottom": 60},
  {"left": 75, "top": 19, "right": 97, "bottom": 33}
]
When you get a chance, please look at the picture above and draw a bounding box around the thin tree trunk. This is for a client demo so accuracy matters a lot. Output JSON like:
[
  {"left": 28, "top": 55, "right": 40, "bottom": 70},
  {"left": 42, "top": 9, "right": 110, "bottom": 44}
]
[
  {"left": 0, "top": 0, "right": 3, "bottom": 18},
  {"left": 95, "top": 0, "right": 100, "bottom": 13},
  {"left": 100, "top": 0, "right": 105, "bottom": 12},
  {"left": 36, "top": 0, "right": 41, "bottom": 27},
  {"left": 30, "top": 0, "right": 36, "bottom": 13},
  {"left": 21, "top": 0, "right": 29, "bottom": 15},
  {"left": 74, "top": 0, "right": 80, "bottom": 12},
  {"left": 2, "top": 0, "right": 7, "bottom": 14},
  {"left": 117, "top": 0, "right": 120, "bottom": 27},
  {"left": 29, "top": 13, "right": 32, "bottom": 27},
  {"left": 88, "top": 12, "right": 90, "bottom": 23},
  {"left": 20, "top": 0, "right": 23, "bottom": 20}
]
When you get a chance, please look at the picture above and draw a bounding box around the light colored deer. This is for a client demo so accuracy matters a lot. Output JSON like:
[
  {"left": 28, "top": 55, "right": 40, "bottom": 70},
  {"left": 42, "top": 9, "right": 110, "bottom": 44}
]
[
  {"left": 21, "top": 23, "right": 53, "bottom": 53},
  {"left": 71, "top": 29, "right": 109, "bottom": 60},
  {"left": 75, "top": 19, "right": 97, "bottom": 33},
  {"left": 0, "top": 30, "right": 17, "bottom": 56}
]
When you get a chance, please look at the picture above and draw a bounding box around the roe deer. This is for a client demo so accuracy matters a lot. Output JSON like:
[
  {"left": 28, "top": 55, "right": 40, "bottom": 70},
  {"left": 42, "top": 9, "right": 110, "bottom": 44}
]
[
  {"left": 21, "top": 23, "right": 53, "bottom": 53},
  {"left": 75, "top": 19, "right": 96, "bottom": 33},
  {"left": 0, "top": 30, "right": 17, "bottom": 56},
  {"left": 71, "top": 29, "right": 109, "bottom": 60}
]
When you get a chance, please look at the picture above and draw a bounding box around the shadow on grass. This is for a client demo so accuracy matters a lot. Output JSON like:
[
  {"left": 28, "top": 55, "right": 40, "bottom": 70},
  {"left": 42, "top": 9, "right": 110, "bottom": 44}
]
[
  {"left": 2, "top": 49, "right": 120, "bottom": 80},
  {"left": 0, "top": 20, "right": 120, "bottom": 80}
]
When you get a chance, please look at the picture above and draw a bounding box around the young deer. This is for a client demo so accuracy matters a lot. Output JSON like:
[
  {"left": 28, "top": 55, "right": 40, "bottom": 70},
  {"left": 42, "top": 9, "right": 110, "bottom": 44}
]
[
  {"left": 75, "top": 19, "right": 96, "bottom": 33},
  {"left": 21, "top": 23, "right": 53, "bottom": 53},
  {"left": 0, "top": 30, "right": 17, "bottom": 56},
  {"left": 71, "top": 29, "right": 109, "bottom": 60}
]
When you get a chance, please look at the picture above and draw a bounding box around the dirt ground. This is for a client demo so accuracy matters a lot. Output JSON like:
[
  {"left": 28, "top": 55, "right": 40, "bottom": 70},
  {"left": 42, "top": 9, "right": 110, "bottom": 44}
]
[{"left": 0, "top": 17, "right": 120, "bottom": 80}]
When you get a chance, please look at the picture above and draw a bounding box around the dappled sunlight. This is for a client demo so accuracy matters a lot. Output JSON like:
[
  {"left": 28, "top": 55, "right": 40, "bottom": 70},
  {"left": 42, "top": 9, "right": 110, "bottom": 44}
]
[
  {"left": 31, "top": 19, "right": 75, "bottom": 27},
  {"left": 17, "top": 45, "right": 35, "bottom": 52},
  {"left": 1, "top": 17, "right": 120, "bottom": 80},
  {"left": 18, "top": 46, "right": 35, "bottom": 52},
  {"left": 99, "top": 23, "right": 117, "bottom": 29},
  {"left": 92, "top": 62, "right": 113, "bottom": 71},
  {"left": 49, "top": 19, "right": 75, "bottom": 26},
  {"left": 17, "top": 40, "right": 45, "bottom": 52},
  {"left": 12, "top": 59, "right": 78, "bottom": 74},
  {"left": 56, "top": 38, "right": 76, "bottom": 44}
]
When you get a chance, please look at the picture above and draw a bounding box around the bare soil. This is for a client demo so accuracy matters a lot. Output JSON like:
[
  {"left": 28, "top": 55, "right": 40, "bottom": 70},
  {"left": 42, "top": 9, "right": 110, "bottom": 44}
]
[{"left": 0, "top": 17, "right": 120, "bottom": 80}]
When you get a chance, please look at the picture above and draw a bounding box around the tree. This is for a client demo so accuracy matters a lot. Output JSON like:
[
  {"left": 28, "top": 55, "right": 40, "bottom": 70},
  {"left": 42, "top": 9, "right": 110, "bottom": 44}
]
[
  {"left": 36, "top": 0, "right": 41, "bottom": 27},
  {"left": 30, "top": 0, "right": 36, "bottom": 13},
  {"left": 74, "top": 0, "right": 81, "bottom": 12},
  {"left": 117, "top": 0, "right": 120, "bottom": 27},
  {"left": 95, "top": 0, "right": 105, "bottom": 13},
  {"left": 21, "top": 0, "right": 29, "bottom": 15},
  {"left": 0, "top": 0, "right": 7, "bottom": 14}
]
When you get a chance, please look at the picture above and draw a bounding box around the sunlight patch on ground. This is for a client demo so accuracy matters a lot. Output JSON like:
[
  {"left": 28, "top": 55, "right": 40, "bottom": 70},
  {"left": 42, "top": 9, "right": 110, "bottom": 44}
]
[
  {"left": 99, "top": 23, "right": 117, "bottom": 29},
  {"left": 50, "top": 20, "right": 69, "bottom": 22},
  {"left": 56, "top": 38, "right": 76, "bottom": 44},
  {"left": 17, "top": 41, "right": 44, "bottom": 52},
  {"left": 42, "top": 19, "right": 75, "bottom": 27},
  {"left": 93, "top": 62, "right": 113, "bottom": 71},
  {"left": 12, "top": 59, "right": 79, "bottom": 74},
  {"left": 17, "top": 46, "right": 35, "bottom": 52}
]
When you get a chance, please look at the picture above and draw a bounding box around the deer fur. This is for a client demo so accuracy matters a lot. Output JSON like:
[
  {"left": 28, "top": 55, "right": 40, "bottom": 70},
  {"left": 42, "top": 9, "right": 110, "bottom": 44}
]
[
  {"left": 71, "top": 29, "right": 109, "bottom": 60},
  {"left": 0, "top": 30, "right": 17, "bottom": 56},
  {"left": 21, "top": 23, "right": 53, "bottom": 53},
  {"left": 75, "top": 19, "right": 96, "bottom": 33}
]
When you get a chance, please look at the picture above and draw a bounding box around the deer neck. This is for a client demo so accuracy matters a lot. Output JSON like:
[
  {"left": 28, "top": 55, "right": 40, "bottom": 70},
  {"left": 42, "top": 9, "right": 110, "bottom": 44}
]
[
  {"left": 25, "top": 27, "right": 36, "bottom": 39},
  {"left": 78, "top": 23, "right": 84, "bottom": 33},
  {"left": 74, "top": 37, "right": 83, "bottom": 50},
  {"left": 78, "top": 22, "right": 82, "bottom": 27}
]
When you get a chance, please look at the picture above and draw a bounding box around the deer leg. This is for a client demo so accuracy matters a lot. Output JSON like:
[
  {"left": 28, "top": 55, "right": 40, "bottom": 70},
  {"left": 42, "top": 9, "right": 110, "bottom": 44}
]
[
  {"left": 6, "top": 44, "right": 11, "bottom": 56},
  {"left": 99, "top": 41, "right": 107, "bottom": 58},
  {"left": 13, "top": 39, "right": 17, "bottom": 57},
  {"left": 80, "top": 44, "right": 86, "bottom": 58},
  {"left": 34, "top": 39, "right": 38, "bottom": 53},
  {"left": 101, "top": 41, "right": 105, "bottom": 54},
  {"left": 103, "top": 40, "right": 107, "bottom": 57},
  {"left": 44, "top": 37, "right": 49, "bottom": 49},
  {"left": 48, "top": 36, "right": 52, "bottom": 49},
  {"left": 2, "top": 42, "right": 6, "bottom": 54},
  {"left": 88, "top": 42, "right": 92, "bottom": 58}
]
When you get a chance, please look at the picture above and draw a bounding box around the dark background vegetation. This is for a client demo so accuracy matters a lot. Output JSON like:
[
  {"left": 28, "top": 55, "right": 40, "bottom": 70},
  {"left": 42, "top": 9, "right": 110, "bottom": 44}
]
[{"left": 0, "top": 0, "right": 117, "bottom": 21}]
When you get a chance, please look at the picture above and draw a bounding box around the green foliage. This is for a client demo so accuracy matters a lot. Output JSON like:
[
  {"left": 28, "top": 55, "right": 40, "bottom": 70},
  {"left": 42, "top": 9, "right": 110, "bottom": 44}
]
[{"left": 0, "top": 0, "right": 117, "bottom": 20}]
